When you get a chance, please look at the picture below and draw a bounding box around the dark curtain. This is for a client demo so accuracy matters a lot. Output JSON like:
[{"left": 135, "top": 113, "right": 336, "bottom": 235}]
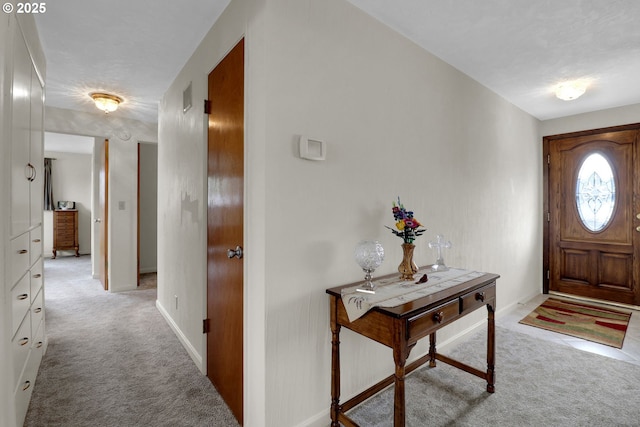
[{"left": 44, "top": 158, "right": 54, "bottom": 210}]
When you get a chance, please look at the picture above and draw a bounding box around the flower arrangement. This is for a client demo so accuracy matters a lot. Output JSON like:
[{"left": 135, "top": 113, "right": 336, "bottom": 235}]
[{"left": 386, "top": 197, "right": 426, "bottom": 244}]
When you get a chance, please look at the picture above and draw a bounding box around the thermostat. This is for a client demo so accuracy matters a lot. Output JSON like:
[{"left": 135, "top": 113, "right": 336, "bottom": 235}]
[{"left": 299, "top": 135, "right": 326, "bottom": 161}]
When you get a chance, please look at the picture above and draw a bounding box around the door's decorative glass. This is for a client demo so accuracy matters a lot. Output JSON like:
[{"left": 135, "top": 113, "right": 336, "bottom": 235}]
[{"left": 576, "top": 153, "right": 616, "bottom": 232}]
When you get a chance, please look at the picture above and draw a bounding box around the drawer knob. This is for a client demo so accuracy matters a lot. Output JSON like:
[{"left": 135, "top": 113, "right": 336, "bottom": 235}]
[
  {"left": 433, "top": 311, "right": 444, "bottom": 323},
  {"left": 17, "top": 293, "right": 28, "bottom": 300},
  {"left": 475, "top": 292, "right": 485, "bottom": 302},
  {"left": 32, "top": 239, "right": 41, "bottom": 243},
  {"left": 19, "top": 337, "right": 29, "bottom": 346},
  {"left": 34, "top": 307, "right": 42, "bottom": 313},
  {"left": 36, "top": 341, "right": 43, "bottom": 348},
  {"left": 22, "top": 381, "right": 31, "bottom": 391},
  {"left": 18, "top": 249, "right": 28, "bottom": 254},
  {"left": 33, "top": 273, "right": 42, "bottom": 278}
]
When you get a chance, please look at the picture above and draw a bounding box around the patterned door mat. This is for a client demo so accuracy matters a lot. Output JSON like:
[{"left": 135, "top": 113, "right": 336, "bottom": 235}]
[{"left": 519, "top": 298, "right": 631, "bottom": 348}]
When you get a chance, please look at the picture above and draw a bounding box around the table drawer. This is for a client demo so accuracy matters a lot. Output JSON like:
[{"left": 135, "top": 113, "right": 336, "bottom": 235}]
[
  {"left": 407, "top": 299, "right": 459, "bottom": 340},
  {"left": 460, "top": 284, "right": 496, "bottom": 314}
]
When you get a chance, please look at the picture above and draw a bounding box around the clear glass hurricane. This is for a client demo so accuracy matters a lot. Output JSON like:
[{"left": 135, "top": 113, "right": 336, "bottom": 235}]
[{"left": 354, "top": 240, "right": 385, "bottom": 293}]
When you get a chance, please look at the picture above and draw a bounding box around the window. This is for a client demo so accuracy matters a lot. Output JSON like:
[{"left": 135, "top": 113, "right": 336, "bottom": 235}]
[{"left": 575, "top": 153, "right": 615, "bottom": 232}]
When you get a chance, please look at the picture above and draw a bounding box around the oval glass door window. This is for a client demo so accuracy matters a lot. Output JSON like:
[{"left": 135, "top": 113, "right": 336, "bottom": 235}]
[{"left": 575, "top": 153, "right": 616, "bottom": 232}]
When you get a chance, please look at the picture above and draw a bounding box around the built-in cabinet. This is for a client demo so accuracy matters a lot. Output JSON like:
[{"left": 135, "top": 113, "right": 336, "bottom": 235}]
[{"left": 3, "top": 15, "right": 47, "bottom": 427}]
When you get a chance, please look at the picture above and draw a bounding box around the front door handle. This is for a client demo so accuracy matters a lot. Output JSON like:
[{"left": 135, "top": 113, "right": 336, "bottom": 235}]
[{"left": 227, "top": 246, "right": 243, "bottom": 259}]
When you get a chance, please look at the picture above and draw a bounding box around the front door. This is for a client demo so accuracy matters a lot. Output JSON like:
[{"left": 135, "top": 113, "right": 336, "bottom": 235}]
[
  {"left": 206, "top": 39, "right": 244, "bottom": 424},
  {"left": 547, "top": 127, "right": 640, "bottom": 305}
]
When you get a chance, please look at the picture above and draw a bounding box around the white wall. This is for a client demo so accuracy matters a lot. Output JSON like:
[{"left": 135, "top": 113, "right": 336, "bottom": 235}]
[
  {"left": 262, "top": 1, "right": 541, "bottom": 425},
  {"left": 540, "top": 103, "right": 640, "bottom": 136},
  {"left": 158, "top": 0, "right": 267, "bottom": 425},
  {"left": 44, "top": 107, "right": 158, "bottom": 291},
  {"left": 159, "top": 0, "right": 542, "bottom": 426},
  {"left": 43, "top": 151, "right": 92, "bottom": 258},
  {"left": 139, "top": 143, "right": 158, "bottom": 273}
]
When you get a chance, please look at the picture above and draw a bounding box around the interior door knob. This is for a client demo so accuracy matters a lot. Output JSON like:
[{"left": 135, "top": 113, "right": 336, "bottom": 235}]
[
  {"left": 94, "top": 218, "right": 102, "bottom": 223},
  {"left": 227, "top": 246, "right": 243, "bottom": 259}
]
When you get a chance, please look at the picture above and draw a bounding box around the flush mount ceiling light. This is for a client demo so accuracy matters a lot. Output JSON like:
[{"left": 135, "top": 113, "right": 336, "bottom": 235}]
[
  {"left": 555, "top": 80, "right": 588, "bottom": 101},
  {"left": 90, "top": 92, "right": 123, "bottom": 113}
]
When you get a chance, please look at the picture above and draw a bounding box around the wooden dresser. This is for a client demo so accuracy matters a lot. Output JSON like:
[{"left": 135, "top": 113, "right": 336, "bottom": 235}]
[{"left": 52, "top": 210, "right": 79, "bottom": 258}]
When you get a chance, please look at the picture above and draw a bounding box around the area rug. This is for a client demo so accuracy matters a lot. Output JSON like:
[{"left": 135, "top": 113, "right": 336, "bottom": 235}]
[{"left": 519, "top": 297, "right": 631, "bottom": 348}]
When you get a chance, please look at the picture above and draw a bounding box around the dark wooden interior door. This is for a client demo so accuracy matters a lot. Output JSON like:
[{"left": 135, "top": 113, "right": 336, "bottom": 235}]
[
  {"left": 207, "top": 38, "right": 244, "bottom": 424},
  {"left": 548, "top": 128, "right": 640, "bottom": 305},
  {"left": 99, "top": 139, "right": 109, "bottom": 291}
]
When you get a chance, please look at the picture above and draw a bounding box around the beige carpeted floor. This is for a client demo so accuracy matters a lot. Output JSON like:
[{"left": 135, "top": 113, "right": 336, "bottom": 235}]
[
  {"left": 24, "top": 255, "right": 239, "bottom": 427},
  {"left": 347, "top": 324, "right": 640, "bottom": 426}
]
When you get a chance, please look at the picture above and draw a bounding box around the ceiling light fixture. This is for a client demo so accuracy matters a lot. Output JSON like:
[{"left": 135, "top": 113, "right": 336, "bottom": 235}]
[
  {"left": 90, "top": 92, "right": 123, "bottom": 113},
  {"left": 555, "top": 80, "right": 587, "bottom": 101}
]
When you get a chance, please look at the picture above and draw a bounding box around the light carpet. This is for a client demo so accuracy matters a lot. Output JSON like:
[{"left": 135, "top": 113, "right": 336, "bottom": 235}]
[
  {"left": 24, "top": 255, "right": 239, "bottom": 427},
  {"left": 347, "top": 326, "right": 640, "bottom": 426}
]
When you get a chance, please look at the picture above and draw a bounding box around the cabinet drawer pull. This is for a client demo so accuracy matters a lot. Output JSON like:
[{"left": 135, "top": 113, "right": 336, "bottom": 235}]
[
  {"left": 433, "top": 311, "right": 444, "bottom": 323},
  {"left": 18, "top": 249, "right": 28, "bottom": 254},
  {"left": 17, "top": 293, "right": 29, "bottom": 300},
  {"left": 19, "top": 337, "right": 29, "bottom": 346},
  {"left": 36, "top": 341, "right": 43, "bottom": 348},
  {"left": 34, "top": 307, "right": 42, "bottom": 313},
  {"left": 475, "top": 292, "right": 485, "bottom": 302},
  {"left": 22, "top": 381, "right": 31, "bottom": 391},
  {"left": 33, "top": 273, "right": 42, "bottom": 278},
  {"left": 32, "top": 238, "right": 41, "bottom": 243}
]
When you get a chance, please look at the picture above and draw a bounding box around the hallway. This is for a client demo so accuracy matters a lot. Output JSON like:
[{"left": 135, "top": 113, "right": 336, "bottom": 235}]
[{"left": 25, "top": 256, "right": 238, "bottom": 426}]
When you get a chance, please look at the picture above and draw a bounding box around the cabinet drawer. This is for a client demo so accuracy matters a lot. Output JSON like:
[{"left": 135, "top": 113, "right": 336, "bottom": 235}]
[
  {"left": 11, "top": 274, "right": 30, "bottom": 337},
  {"left": 10, "top": 233, "right": 30, "bottom": 286},
  {"left": 14, "top": 352, "right": 35, "bottom": 427},
  {"left": 30, "top": 226, "right": 42, "bottom": 266},
  {"left": 460, "top": 284, "right": 496, "bottom": 314},
  {"left": 32, "top": 316, "right": 46, "bottom": 356},
  {"left": 407, "top": 299, "right": 460, "bottom": 340},
  {"left": 12, "top": 314, "right": 31, "bottom": 391},
  {"left": 31, "top": 288, "right": 44, "bottom": 332},
  {"left": 55, "top": 217, "right": 74, "bottom": 226},
  {"left": 31, "top": 259, "right": 43, "bottom": 299}
]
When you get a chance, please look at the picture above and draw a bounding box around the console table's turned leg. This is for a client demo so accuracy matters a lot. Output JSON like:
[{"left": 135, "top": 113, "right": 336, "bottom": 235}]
[
  {"left": 428, "top": 332, "right": 437, "bottom": 368},
  {"left": 329, "top": 296, "right": 341, "bottom": 427},
  {"left": 486, "top": 304, "right": 495, "bottom": 393},
  {"left": 392, "top": 340, "right": 415, "bottom": 427}
]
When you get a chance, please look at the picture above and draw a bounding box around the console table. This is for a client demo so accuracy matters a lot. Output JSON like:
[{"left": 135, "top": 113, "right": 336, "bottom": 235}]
[{"left": 326, "top": 268, "right": 499, "bottom": 427}]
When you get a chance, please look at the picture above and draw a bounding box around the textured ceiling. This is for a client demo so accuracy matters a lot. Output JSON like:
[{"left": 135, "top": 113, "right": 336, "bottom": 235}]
[
  {"left": 34, "top": 0, "right": 640, "bottom": 124},
  {"left": 346, "top": 0, "right": 640, "bottom": 120},
  {"left": 34, "top": 0, "right": 231, "bottom": 123}
]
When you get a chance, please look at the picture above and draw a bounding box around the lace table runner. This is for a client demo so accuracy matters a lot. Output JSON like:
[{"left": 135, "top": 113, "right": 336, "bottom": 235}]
[{"left": 341, "top": 268, "right": 485, "bottom": 322}]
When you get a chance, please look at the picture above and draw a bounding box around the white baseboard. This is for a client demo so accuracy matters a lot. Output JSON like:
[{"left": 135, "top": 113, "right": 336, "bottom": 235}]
[
  {"left": 293, "top": 409, "right": 330, "bottom": 427},
  {"left": 155, "top": 299, "right": 203, "bottom": 371}
]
